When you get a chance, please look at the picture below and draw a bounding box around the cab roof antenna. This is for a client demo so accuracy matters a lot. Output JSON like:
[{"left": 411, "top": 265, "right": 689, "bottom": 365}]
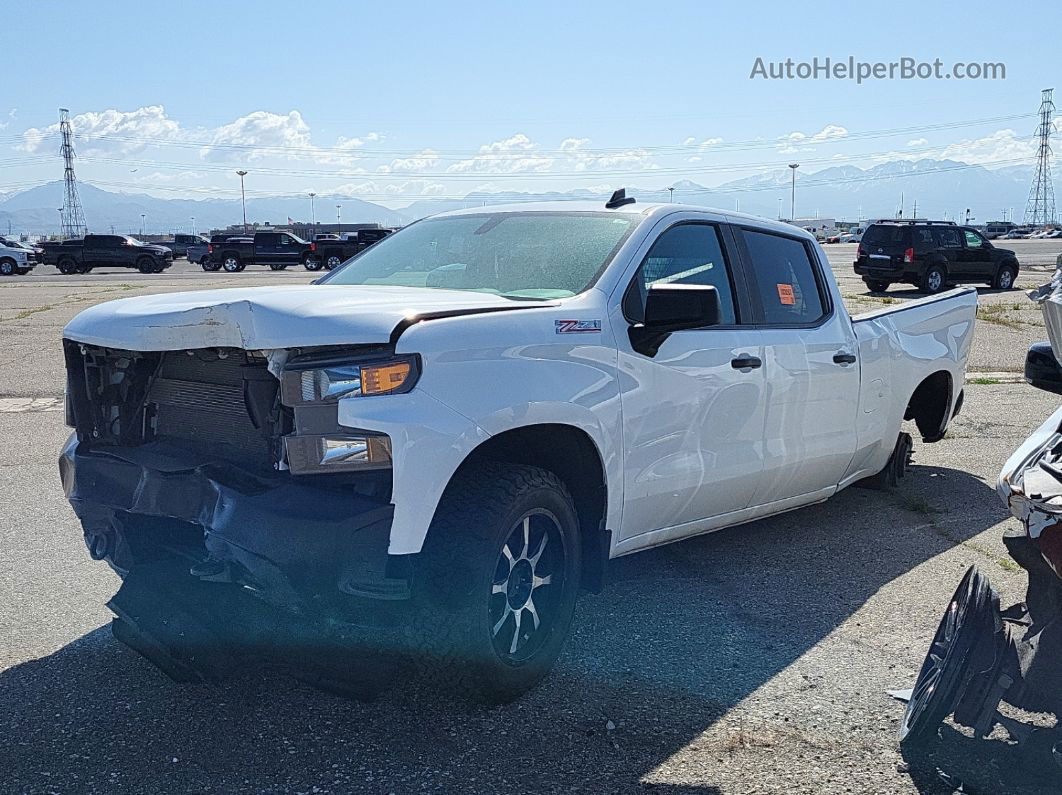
[{"left": 605, "top": 188, "right": 636, "bottom": 209}]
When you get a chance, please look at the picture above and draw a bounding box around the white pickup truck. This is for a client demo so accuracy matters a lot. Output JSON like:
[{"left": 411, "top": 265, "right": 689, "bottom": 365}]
[
  {"left": 0, "top": 236, "right": 38, "bottom": 276},
  {"left": 59, "top": 194, "right": 977, "bottom": 701}
]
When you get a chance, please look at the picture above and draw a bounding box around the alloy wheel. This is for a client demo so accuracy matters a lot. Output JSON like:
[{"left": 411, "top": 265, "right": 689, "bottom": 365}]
[{"left": 489, "top": 511, "right": 564, "bottom": 662}]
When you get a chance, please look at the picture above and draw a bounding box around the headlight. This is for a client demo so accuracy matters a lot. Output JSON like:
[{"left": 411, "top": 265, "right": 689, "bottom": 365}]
[{"left": 280, "top": 354, "right": 419, "bottom": 406}]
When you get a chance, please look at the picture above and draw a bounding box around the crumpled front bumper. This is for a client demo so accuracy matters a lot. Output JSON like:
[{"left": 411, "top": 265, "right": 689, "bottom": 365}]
[{"left": 58, "top": 433, "right": 408, "bottom": 613}]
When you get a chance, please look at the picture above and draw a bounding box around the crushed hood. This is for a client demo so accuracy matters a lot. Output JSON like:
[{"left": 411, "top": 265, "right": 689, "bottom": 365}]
[
  {"left": 1030, "top": 268, "right": 1062, "bottom": 366},
  {"left": 63, "top": 284, "right": 535, "bottom": 350}
]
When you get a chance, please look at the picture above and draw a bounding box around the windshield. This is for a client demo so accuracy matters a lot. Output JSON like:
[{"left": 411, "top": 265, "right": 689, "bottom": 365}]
[
  {"left": 322, "top": 212, "right": 637, "bottom": 299},
  {"left": 124, "top": 236, "right": 144, "bottom": 245}
]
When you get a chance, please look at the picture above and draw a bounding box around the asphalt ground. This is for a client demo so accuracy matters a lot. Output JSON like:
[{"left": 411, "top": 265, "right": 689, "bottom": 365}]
[{"left": 3, "top": 239, "right": 1062, "bottom": 793}]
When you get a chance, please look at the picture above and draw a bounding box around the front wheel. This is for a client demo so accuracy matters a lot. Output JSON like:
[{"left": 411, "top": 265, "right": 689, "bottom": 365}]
[
  {"left": 407, "top": 462, "right": 582, "bottom": 703},
  {"left": 137, "top": 257, "right": 155, "bottom": 274},
  {"left": 0, "top": 258, "right": 15, "bottom": 276},
  {"left": 864, "top": 279, "right": 890, "bottom": 293},
  {"left": 57, "top": 257, "right": 78, "bottom": 275},
  {"left": 325, "top": 254, "right": 343, "bottom": 270},
  {"left": 221, "top": 256, "right": 242, "bottom": 273},
  {"left": 993, "top": 264, "right": 1017, "bottom": 290},
  {"left": 919, "top": 264, "right": 946, "bottom": 294}
]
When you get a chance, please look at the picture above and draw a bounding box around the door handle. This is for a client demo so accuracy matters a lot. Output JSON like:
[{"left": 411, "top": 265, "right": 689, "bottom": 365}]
[
  {"left": 731, "top": 355, "right": 762, "bottom": 370},
  {"left": 833, "top": 352, "right": 857, "bottom": 365}
]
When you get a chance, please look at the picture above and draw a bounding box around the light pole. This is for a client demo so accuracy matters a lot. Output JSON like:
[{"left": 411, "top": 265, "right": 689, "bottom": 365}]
[
  {"left": 190, "top": 216, "right": 196, "bottom": 236},
  {"left": 140, "top": 213, "right": 146, "bottom": 236},
  {"left": 788, "top": 163, "right": 799, "bottom": 221},
  {"left": 57, "top": 208, "right": 64, "bottom": 238},
  {"left": 236, "top": 170, "right": 249, "bottom": 231},
  {"left": 777, "top": 197, "right": 783, "bottom": 220},
  {"left": 309, "top": 193, "right": 316, "bottom": 228},
  {"left": 336, "top": 204, "right": 342, "bottom": 234},
  {"left": 667, "top": 186, "right": 674, "bottom": 203}
]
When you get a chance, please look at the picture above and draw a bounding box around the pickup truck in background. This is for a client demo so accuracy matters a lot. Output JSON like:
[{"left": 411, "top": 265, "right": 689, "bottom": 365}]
[
  {"left": 155, "top": 233, "right": 209, "bottom": 259},
  {"left": 310, "top": 228, "right": 395, "bottom": 270},
  {"left": 207, "top": 231, "right": 314, "bottom": 272},
  {"left": 0, "top": 236, "right": 40, "bottom": 276},
  {"left": 59, "top": 194, "right": 977, "bottom": 702},
  {"left": 42, "top": 234, "right": 175, "bottom": 274}
]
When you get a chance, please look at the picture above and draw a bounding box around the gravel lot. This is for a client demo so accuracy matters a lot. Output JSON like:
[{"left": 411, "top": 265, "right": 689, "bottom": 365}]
[{"left": 3, "top": 240, "right": 1062, "bottom": 793}]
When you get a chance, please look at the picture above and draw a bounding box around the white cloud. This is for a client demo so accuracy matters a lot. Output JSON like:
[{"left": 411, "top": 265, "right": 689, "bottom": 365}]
[
  {"left": 335, "top": 179, "right": 446, "bottom": 197},
  {"left": 778, "top": 124, "right": 848, "bottom": 153},
  {"left": 378, "top": 148, "right": 440, "bottom": 174},
  {"left": 199, "top": 110, "right": 313, "bottom": 161},
  {"left": 16, "top": 105, "right": 380, "bottom": 168},
  {"left": 907, "top": 138, "right": 928, "bottom": 147},
  {"left": 446, "top": 132, "right": 554, "bottom": 174},
  {"left": 19, "top": 105, "right": 183, "bottom": 154}
]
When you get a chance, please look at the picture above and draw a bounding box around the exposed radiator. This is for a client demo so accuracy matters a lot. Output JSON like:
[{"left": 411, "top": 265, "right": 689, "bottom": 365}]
[{"left": 148, "top": 351, "right": 275, "bottom": 467}]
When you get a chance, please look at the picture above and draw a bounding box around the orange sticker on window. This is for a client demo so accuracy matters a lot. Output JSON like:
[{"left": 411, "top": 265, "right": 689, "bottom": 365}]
[{"left": 777, "top": 284, "right": 795, "bottom": 305}]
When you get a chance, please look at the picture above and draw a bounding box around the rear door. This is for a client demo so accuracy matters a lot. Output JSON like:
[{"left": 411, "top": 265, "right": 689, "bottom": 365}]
[
  {"left": 934, "top": 227, "right": 964, "bottom": 276},
  {"left": 735, "top": 226, "right": 861, "bottom": 507},
  {"left": 254, "top": 233, "right": 278, "bottom": 266}
]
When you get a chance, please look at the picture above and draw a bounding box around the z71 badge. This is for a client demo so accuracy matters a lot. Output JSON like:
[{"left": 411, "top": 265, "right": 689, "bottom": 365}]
[{"left": 555, "top": 319, "right": 602, "bottom": 334}]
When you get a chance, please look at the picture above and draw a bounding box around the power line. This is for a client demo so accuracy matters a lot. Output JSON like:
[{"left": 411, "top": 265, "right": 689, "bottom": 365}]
[{"left": 9, "top": 112, "right": 1031, "bottom": 160}]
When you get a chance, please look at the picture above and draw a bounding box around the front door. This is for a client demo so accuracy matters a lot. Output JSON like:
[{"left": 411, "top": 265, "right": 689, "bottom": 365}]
[
  {"left": 961, "top": 228, "right": 993, "bottom": 278},
  {"left": 734, "top": 227, "right": 861, "bottom": 507},
  {"left": 617, "top": 221, "right": 766, "bottom": 541}
]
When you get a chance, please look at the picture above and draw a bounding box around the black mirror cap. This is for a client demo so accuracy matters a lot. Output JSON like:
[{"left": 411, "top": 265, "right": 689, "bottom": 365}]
[
  {"left": 629, "top": 284, "right": 720, "bottom": 357},
  {"left": 644, "top": 283, "right": 720, "bottom": 330},
  {"left": 1026, "top": 341, "right": 1062, "bottom": 395}
]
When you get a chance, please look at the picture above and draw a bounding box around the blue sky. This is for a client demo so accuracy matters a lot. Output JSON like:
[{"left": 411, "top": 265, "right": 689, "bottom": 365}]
[{"left": 2, "top": 0, "right": 1058, "bottom": 207}]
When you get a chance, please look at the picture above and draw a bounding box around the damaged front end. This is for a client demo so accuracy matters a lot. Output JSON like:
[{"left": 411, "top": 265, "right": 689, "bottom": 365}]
[
  {"left": 60, "top": 340, "right": 415, "bottom": 688},
  {"left": 900, "top": 271, "right": 1062, "bottom": 770}
]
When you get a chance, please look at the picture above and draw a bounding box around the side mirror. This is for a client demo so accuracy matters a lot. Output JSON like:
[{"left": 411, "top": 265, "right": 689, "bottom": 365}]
[
  {"left": 1026, "top": 341, "right": 1062, "bottom": 395},
  {"left": 630, "top": 284, "right": 720, "bottom": 357}
]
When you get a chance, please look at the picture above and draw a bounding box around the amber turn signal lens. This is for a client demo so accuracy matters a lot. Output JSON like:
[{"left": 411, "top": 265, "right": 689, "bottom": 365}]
[{"left": 361, "top": 361, "right": 412, "bottom": 395}]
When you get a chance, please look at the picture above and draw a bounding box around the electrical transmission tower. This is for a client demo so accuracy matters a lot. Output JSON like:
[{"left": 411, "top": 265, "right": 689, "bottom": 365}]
[
  {"left": 1024, "top": 89, "right": 1057, "bottom": 227},
  {"left": 58, "top": 108, "right": 87, "bottom": 238}
]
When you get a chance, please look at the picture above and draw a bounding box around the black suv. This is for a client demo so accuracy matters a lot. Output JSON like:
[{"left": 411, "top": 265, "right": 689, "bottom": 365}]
[{"left": 854, "top": 220, "right": 1020, "bottom": 294}]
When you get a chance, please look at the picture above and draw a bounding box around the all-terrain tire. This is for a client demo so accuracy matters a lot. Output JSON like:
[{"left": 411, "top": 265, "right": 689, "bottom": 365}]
[
  {"left": 404, "top": 462, "right": 582, "bottom": 703},
  {"left": 137, "top": 257, "right": 155, "bottom": 274},
  {"left": 57, "top": 257, "right": 78, "bottom": 275}
]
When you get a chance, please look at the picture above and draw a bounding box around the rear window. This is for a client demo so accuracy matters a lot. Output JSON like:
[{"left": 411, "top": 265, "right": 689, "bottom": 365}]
[
  {"left": 741, "top": 229, "right": 827, "bottom": 325},
  {"left": 862, "top": 225, "right": 910, "bottom": 247}
]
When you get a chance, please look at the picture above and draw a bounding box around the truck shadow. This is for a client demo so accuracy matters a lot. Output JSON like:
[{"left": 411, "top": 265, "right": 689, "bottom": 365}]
[{"left": 0, "top": 464, "right": 1012, "bottom": 793}]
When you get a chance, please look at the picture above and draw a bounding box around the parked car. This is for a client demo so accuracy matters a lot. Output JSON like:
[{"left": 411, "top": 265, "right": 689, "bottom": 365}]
[
  {"left": 1045, "top": 229, "right": 1062, "bottom": 239},
  {"left": 59, "top": 195, "right": 977, "bottom": 702},
  {"left": 154, "top": 233, "right": 209, "bottom": 259},
  {"left": 310, "top": 228, "right": 395, "bottom": 271},
  {"left": 207, "top": 231, "right": 314, "bottom": 272},
  {"left": 1004, "top": 230, "right": 1028, "bottom": 239},
  {"left": 42, "top": 234, "right": 174, "bottom": 274},
  {"left": 854, "top": 220, "right": 1020, "bottom": 294},
  {"left": 0, "top": 235, "right": 38, "bottom": 275},
  {"left": 899, "top": 271, "right": 1062, "bottom": 771}
]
